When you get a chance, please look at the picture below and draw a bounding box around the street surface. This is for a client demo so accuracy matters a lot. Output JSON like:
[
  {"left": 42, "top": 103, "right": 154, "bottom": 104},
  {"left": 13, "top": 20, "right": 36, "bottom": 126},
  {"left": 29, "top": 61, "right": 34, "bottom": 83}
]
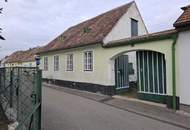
[{"left": 42, "top": 86, "right": 186, "bottom": 130}]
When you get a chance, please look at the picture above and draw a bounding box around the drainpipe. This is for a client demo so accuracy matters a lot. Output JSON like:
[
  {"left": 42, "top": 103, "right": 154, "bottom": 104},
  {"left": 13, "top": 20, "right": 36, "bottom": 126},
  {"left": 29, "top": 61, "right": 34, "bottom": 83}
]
[{"left": 172, "top": 34, "right": 178, "bottom": 111}]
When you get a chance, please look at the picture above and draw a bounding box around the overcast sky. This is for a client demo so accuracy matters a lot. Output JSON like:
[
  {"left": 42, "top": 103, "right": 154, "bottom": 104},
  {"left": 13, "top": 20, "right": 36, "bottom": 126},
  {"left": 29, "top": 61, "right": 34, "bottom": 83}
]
[{"left": 0, "top": 0, "right": 189, "bottom": 58}]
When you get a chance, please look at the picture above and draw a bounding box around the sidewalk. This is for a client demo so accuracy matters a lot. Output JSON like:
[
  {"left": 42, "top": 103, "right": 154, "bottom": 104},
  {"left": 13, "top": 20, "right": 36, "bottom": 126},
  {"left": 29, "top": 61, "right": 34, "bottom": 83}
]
[
  {"left": 105, "top": 96, "right": 190, "bottom": 129},
  {"left": 43, "top": 83, "right": 190, "bottom": 130}
]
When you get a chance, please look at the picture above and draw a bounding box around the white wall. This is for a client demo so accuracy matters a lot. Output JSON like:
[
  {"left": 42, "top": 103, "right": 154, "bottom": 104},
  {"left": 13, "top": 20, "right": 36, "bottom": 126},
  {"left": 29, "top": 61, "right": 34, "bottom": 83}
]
[
  {"left": 103, "top": 2, "right": 148, "bottom": 44},
  {"left": 176, "top": 30, "right": 190, "bottom": 105}
]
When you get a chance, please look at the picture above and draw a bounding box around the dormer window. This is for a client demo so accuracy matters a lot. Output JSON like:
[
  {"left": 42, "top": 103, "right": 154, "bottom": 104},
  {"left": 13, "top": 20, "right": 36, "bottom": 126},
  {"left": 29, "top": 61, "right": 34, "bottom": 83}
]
[
  {"left": 58, "top": 35, "right": 66, "bottom": 42},
  {"left": 83, "top": 27, "right": 91, "bottom": 34},
  {"left": 131, "top": 18, "right": 138, "bottom": 37}
]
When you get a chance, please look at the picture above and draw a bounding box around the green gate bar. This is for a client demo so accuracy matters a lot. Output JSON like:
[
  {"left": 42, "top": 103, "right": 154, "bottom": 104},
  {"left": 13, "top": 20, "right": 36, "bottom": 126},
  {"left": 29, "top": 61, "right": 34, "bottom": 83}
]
[{"left": 137, "top": 51, "right": 167, "bottom": 103}]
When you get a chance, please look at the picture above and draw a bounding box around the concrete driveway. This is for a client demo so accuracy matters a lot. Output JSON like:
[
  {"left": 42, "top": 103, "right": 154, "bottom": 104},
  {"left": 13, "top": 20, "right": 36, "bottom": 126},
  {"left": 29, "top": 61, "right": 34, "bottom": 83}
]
[{"left": 42, "top": 86, "right": 186, "bottom": 130}]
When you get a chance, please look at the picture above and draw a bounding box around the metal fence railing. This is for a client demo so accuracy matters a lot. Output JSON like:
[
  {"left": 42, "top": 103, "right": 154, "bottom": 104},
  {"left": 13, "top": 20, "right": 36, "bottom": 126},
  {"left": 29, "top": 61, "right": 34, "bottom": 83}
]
[{"left": 0, "top": 67, "right": 42, "bottom": 130}]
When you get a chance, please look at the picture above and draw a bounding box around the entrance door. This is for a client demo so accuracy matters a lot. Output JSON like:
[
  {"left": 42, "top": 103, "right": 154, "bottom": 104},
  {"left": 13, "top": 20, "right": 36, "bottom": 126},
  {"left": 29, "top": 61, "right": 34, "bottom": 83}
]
[{"left": 115, "top": 55, "right": 129, "bottom": 90}]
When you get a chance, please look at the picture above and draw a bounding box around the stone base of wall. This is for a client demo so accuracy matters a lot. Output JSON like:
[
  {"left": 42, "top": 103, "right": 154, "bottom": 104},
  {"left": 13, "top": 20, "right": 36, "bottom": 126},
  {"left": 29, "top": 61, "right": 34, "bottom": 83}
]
[
  {"left": 43, "top": 78, "right": 116, "bottom": 95},
  {"left": 166, "top": 96, "right": 180, "bottom": 110},
  {"left": 138, "top": 93, "right": 180, "bottom": 110}
]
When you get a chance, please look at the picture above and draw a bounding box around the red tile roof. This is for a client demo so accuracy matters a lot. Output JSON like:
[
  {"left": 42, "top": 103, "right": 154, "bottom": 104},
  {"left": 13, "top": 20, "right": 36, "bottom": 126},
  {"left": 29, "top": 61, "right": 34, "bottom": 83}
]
[
  {"left": 5, "top": 51, "right": 24, "bottom": 63},
  {"left": 5, "top": 47, "right": 42, "bottom": 63},
  {"left": 174, "top": 5, "right": 190, "bottom": 28},
  {"left": 39, "top": 1, "right": 134, "bottom": 53}
]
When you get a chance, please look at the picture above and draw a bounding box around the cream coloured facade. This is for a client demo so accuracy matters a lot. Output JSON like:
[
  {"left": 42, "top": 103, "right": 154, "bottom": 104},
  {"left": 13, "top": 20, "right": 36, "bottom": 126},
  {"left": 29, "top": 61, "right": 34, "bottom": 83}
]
[{"left": 40, "top": 38, "right": 175, "bottom": 96}]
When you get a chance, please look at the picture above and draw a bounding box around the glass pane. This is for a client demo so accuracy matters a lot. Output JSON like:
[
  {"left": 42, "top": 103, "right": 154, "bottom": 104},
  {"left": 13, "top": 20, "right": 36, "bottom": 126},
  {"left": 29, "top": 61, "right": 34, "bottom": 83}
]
[{"left": 131, "top": 19, "right": 138, "bottom": 37}]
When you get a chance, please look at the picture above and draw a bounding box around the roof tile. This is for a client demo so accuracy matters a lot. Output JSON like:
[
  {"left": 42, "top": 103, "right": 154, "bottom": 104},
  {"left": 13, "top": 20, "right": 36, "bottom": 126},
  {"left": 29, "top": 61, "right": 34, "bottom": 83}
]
[
  {"left": 5, "top": 47, "right": 42, "bottom": 63},
  {"left": 39, "top": 1, "right": 134, "bottom": 53},
  {"left": 174, "top": 5, "right": 190, "bottom": 28}
]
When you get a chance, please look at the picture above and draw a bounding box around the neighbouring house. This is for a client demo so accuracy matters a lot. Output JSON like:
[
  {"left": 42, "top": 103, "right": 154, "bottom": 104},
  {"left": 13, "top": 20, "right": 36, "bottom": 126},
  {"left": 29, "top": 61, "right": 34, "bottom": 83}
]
[
  {"left": 4, "top": 47, "right": 41, "bottom": 67},
  {"left": 38, "top": 1, "right": 190, "bottom": 109},
  {"left": 0, "top": 56, "right": 8, "bottom": 67}
]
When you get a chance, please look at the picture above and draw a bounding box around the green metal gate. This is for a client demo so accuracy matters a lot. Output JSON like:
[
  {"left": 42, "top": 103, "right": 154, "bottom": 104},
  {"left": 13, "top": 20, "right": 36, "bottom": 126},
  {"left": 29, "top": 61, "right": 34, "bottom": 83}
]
[
  {"left": 0, "top": 67, "right": 42, "bottom": 130},
  {"left": 137, "top": 51, "right": 167, "bottom": 103},
  {"left": 115, "top": 55, "right": 129, "bottom": 91}
]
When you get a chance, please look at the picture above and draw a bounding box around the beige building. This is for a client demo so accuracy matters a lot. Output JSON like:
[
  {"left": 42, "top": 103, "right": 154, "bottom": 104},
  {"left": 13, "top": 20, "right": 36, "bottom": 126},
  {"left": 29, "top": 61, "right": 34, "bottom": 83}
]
[{"left": 38, "top": 1, "right": 190, "bottom": 109}]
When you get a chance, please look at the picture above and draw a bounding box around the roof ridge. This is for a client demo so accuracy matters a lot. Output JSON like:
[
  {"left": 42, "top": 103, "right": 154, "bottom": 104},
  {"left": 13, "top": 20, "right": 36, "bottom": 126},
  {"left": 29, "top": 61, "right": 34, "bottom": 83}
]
[{"left": 181, "top": 5, "right": 190, "bottom": 10}]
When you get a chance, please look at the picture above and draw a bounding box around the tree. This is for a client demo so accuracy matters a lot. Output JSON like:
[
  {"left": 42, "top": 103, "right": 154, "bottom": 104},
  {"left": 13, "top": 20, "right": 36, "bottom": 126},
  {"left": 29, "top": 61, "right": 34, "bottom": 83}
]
[{"left": 0, "top": 0, "right": 8, "bottom": 40}]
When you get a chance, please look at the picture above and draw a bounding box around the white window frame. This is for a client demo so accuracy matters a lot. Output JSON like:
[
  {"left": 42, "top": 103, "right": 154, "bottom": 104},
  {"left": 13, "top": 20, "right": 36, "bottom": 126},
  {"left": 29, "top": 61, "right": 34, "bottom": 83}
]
[
  {"left": 54, "top": 55, "right": 59, "bottom": 71},
  {"left": 66, "top": 54, "right": 73, "bottom": 71},
  {"left": 84, "top": 51, "right": 93, "bottom": 71},
  {"left": 44, "top": 57, "right": 48, "bottom": 71}
]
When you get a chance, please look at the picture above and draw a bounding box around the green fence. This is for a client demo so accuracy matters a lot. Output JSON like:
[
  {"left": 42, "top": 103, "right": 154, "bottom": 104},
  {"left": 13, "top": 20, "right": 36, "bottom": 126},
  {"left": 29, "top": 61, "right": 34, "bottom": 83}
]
[{"left": 0, "top": 67, "right": 42, "bottom": 130}]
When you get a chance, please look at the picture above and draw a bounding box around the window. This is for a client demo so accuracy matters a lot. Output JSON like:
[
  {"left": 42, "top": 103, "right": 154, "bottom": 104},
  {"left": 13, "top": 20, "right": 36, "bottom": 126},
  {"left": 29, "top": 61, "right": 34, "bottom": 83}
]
[
  {"left": 54, "top": 56, "right": 59, "bottom": 71},
  {"left": 131, "top": 18, "right": 138, "bottom": 37},
  {"left": 83, "top": 27, "right": 91, "bottom": 34},
  {"left": 66, "top": 54, "right": 73, "bottom": 71},
  {"left": 84, "top": 51, "right": 93, "bottom": 71},
  {"left": 44, "top": 57, "right": 48, "bottom": 71}
]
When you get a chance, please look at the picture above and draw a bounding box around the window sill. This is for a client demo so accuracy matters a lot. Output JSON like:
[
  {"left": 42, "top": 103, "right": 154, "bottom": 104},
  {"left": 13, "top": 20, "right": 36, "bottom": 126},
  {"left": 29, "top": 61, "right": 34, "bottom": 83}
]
[
  {"left": 84, "top": 70, "right": 93, "bottom": 72},
  {"left": 66, "top": 70, "right": 73, "bottom": 72}
]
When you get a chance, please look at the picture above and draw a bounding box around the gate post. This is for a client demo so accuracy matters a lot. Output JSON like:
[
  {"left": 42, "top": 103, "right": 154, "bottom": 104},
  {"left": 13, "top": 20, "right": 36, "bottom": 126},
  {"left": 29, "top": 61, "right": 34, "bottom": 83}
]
[
  {"left": 37, "top": 69, "right": 42, "bottom": 130},
  {"left": 34, "top": 69, "right": 42, "bottom": 130},
  {"left": 10, "top": 69, "right": 13, "bottom": 108}
]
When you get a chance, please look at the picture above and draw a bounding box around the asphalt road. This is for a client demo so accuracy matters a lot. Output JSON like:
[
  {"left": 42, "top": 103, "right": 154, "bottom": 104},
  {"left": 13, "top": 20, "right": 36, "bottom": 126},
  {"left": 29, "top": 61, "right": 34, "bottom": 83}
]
[{"left": 42, "top": 86, "right": 186, "bottom": 130}]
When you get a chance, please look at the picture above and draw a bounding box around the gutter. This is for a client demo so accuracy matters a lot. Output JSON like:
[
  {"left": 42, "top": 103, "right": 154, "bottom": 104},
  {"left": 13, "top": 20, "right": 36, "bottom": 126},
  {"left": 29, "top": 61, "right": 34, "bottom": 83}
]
[
  {"left": 103, "top": 30, "right": 177, "bottom": 48},
  {"left": 172, "top": 34, "right": 178, "bottom": 111},
  {"left": 37, "top": 41, "right": 101, "bottom": 55}
]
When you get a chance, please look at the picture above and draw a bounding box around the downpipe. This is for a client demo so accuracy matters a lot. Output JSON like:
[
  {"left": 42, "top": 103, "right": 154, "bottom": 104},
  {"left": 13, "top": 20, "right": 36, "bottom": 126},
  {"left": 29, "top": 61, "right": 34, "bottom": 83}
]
[{"left": 172, "top": 34, "right": 178, "bottom": 111}]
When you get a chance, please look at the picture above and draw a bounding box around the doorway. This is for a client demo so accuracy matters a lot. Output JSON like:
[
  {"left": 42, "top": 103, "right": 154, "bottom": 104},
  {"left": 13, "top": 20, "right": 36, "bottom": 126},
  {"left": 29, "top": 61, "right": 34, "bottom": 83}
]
[{"left": 115, "top": 50, "right": 167, "bottom": 103}]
